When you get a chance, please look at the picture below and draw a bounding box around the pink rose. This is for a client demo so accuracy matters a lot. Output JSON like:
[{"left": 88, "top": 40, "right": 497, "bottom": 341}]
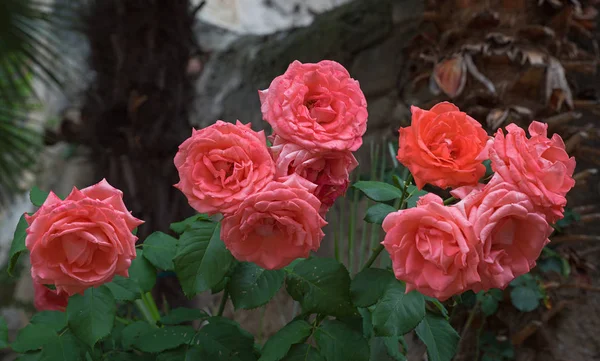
[
  {"left": 397, "top": 102, "right": 491, "bottom": 190},
  {"left": 490, "top": 121, "right": 576, "bottom": 223},
  {"left": 174, "top": 121, "right": 275, "bottom": 215},
  {"left": 456, "top": 175, "right": 553, "bottom": 290},
  {"left": 34, "top": 282, "right": 69, "bottom": 312},
  {"left": 381, "top": 193, "right": 480, "bottom": 301},
  {"left": 25, "top": 179, "right": 143, "bottom": 295},
  {"left": 259, "top": 60, "right": 368, "bottom": 151},
  {"left": 221, "top": 174, "right": 327, "bottom": 270},
  {"left": 270, "top": 136, "right": 358, "bottom": 215}
]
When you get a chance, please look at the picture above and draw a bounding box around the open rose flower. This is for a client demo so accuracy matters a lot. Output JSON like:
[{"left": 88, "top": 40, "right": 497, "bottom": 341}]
[
  {"left": 174, "top": 120, "right": 275, "bottom": 215},
  {"left": 381, "top": 193, "right": 480, "bottom": 300},
  {"left": 270, "top": 135, "right": 358, "bottom": 215},
  {"left": 34, "top": 282, "right": 69, "bottom": 312},
  {"left": 456, "top": 175, "right": 553, "bottom": 290},
  {"left": 221, "top": 174, "right": 327, "bottom": 270},
  {"left": 259, "top": 60, "right": 368, "bottom": 151},
  {"left": 397, "top": 102, "right": 490, "bottom": 190},
  {"left": 490, "top": 121, "right": 576, "bottom": 223},
  {"left": 25, "top": 179, "right": 143, "bottom": 295}
]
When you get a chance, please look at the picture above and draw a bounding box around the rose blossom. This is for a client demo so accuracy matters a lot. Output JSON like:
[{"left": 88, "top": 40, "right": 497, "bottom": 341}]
[
  {"left": 270, "top": 135, "right": 358, "bottom": 215},
  {"left": 397, "top": 102, "right": 490, "bottom": 190},
  {"left": 490, "top": 121, "right": 576, "bottom": 223},
  {"left": 381, "top": 193, "right": 480, "bottom": 300},
  {"left": 25, "top": 179, "right": 143, "bottom": 295},
  {"left": 456, "top": 175, "right": 553, "bottom": 290},
  {"left": 34, "top": 282, "right": 69, "bottom": 312},
  {"left": 221, "top": 174, "right": 327, "bottom": 270},
  {"left": 174, "top": 120, "right": 275, "bottom": 215},
  {"left": 259, "top": 60, "right": 368, "bottom": 151}
]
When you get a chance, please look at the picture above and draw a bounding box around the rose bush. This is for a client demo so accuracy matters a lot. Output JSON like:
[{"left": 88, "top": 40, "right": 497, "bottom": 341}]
[{"left": 3, "top": 61, "right": 575, "bottom": 361}]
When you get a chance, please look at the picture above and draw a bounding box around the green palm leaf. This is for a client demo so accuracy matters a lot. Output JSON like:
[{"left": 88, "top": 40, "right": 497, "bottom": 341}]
[{"left": 0, "top": 0, "right": 75, "bottom": 208}]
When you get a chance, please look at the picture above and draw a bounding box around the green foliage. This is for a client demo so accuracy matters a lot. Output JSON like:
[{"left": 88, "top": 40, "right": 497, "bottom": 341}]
[
  {"left": 509, "top": 274, "right": 544, "bottom": 312},
  {"left": 11, "top": 324, "right": 56, "bottom": 353},
  {"left": 415, "top": 313, "right": 460, "bottom": 361},
  {"left": 106, "top": 250, "right": 156, "bottom": 301},
  {"left": 67, "top": 285, "right": 116, "bottom": 348},
  {"left": 364, "top": 203, "right": 396, "bottom": 225},
  {"left": 314, "top": 320, "right": 370, "bottom": 361},
  {"left": 282, "top": 344, "right": 325, "bottom": 361},
  {"left": 29, "top": 186, "right": 49, "bottom": 207},
  {"left": 191, "top": 317, "right": 257, "bottom": 361},
  {"left": 133, "top": 325, "right": 195, "bottom": 353},
  {"left": 538, "top": 247, "right": 570, "bottom": 277},
  {"left": 477, "top": 289, "right": 503, "bottom": 316},
  {"left": 7, "top": 214, "right": 28, "bottom": 275},
  {"left": 371, "top": 281, "right": 425, "bottom": 336},
  {"left": 30, "top": 311, "right": 67, "bottom": 332},
  {"left": 403, "top": 185, "right": 428, "bottom": 208},
  {"left": 228, "top": 262, "right": 285, "bottom": 310},
  {"left": 0, "top": 317, "right": 7, "bottom": 349},
  {"left": 169, "top": 214, "right": 211, "bottom": 234},
  {"left": 555, "top": 208, "right": 580, "bottom": 230},
  {"left": 174, "top": 221, "right": 233, "bottom": 297},
  {"left": 370, "top": 337, "right": 406, "bottom": 361},
  {"left": 259, "top": 320, "right": 313, "bottom": 361},
  {"left": 285, "top": 258, "right": 356, "bottom": 317},
  {"left": 479, "top": 332, "right": 515, "bottom": 361},
  {"left": 350, "top": 268, "right": 395, "bottom": 307},
  {"left": 353, "top": 181, "right": 404, "bottom": 202},
  {"left": 142, "top": 232, "right": 178, "bottom": 271},
  {"left": 121, "top": 322, "right": 155, "bottom": 351},
  {"left": 160, "top": 307, "right": 208, "bottom": 325}
]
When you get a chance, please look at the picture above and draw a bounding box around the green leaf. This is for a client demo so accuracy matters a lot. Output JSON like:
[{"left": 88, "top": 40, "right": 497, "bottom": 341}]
[
  {"left": 510, "top": 287, "right": 540, "bottom": 312},
  {"left": 353, "top": 181, "right": 404, "bottom": 202},
  {"left": 0, "top": 317, "right": 9, "bottom": 349},
  {"left": 364, "top": 204, "right": 396, "bottom": 225},
  {"left": 259, "top": 320, "right": 313, "bottom": 361},
  {"left": 129, "top": 249, "right": 156, "bottom": 293},
  {"left": 11, "top": 324, "right": 56, "bottom": 353},
  {"left": 174, "top": 222, "right": 233, "bottom": 297},
  {"left": 415, "top": 314, "right": 459, "bottom": 361},
  {"left": 404, "top": 185, "right": 428, "bottom": 208},
  {"left": 105, "top": 276, "right": 140, "bottom": 301},
  {"left": 16, "top": 352, "right": 42, "bottom": 361},
  {"left": 424, "top": 296, "right": 449, "bottom": 319},
  {"left": 30, "top": 311, "right": 67, "bottom": 332},
  {"left": 143, "top": 232, "right": 178, "bottom": 271},
  {"left": 133, "top": 325, "right": 195, "bottom": 353},
  {"left": 370, "top": 337, "right": 406, "bottom": 361},
  {"left": 286, "top": 258, "right": 356, "bottom": 317},
  {"left": 8, "top": 214, "right": 28, "bottom": 276},
  {"left": 229, "top": 262, "right": 285, "bottom": 310},
  {"left": 477, "top": 290, "right": 503, "bottom": 316},
  {"left": 67, "top": 285, "right": 116, "bottom": 348},
  {"left": 160, "top": 307, "right": 209, "bottom": 325},
  {"left": 350, "top": 268, "right": 396, "bottom": 307},
  {"left": 282, "top": 344, "right": 325, "bottom": 361},
  {"left": 314, "top": 320, "right": 370, "bottom": 361},
  {"left": 191, "top": 317, "right": 257, "bottom": 361},
  {"left": 372, "top": 282, "right": 425, "bottom": 336},
  {"left": 41, "top": 331, "right": 85, "bottom": 361},
  {"left": 170, "top": 214, "right": 211, "bottom": 234},
  {"left": 121, "top": 321, "right": 155, "bottom": 350},
  {"left": 29, "top": 186, "right": 49, "bottom": 207}
]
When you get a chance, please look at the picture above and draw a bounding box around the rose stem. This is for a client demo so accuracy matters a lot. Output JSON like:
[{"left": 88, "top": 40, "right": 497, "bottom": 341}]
[
  {"left": 443, "top": 196, "right": 457, "bottom": 205},
  {"left": 142, "top": 292, "right": 161, "bottom": 322},
  {"left": 135, "top": 299, "right": 158, "bottom": 326},
  {"left": 348, "top": 172, "right": 359, "bottom": 274},
  {"left": 358, "top": 141, "right": 379, "bottom": 266},
  {"left": 217, "top": 288, "right": 230, "bottom": 317}
]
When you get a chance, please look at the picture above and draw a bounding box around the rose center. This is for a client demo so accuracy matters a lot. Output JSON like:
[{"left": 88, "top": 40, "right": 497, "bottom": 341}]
[
  {"left": 256, "top": 218, "right": 278, "bottom": 237},
  {"left": 416, "top": 227, "right": 454, "bottom": 272}
]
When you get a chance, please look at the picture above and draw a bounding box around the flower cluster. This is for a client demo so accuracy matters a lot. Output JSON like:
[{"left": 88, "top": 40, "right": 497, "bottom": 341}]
[
  {"left": 175, "top": 60, "right": 368, "bottom": 270},
  {"left": 383, "top": 102, "right": 575, "bottom": 300}
]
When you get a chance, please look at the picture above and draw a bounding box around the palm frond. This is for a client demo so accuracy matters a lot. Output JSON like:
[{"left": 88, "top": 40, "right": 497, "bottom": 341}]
[{"left": 0, "top": 0, "right": 77, "bottom": 208}]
